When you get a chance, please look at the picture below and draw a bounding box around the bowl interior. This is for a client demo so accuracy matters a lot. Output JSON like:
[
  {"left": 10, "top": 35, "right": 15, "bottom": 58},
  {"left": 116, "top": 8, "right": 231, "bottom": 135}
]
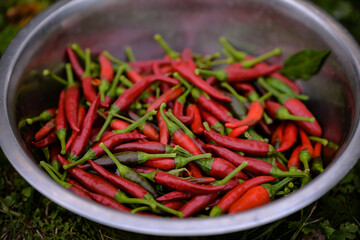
[{"left": 1, "top": 0, "right": 360, "bottom": 236}]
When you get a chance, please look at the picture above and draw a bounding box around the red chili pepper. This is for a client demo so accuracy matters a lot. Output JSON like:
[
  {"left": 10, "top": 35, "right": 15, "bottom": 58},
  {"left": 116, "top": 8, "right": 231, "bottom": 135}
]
[
  {"left": 129, "top": 59, "right": 171, "bottom": 74},
  {"left": 199, "top": 107, "right": 225, "bottom": 134},
  {"left": 209, "top": 176, "right": 276, "bottom": 216},
  {"left": 271, "top": 122, "right": 284, "bottom": 149},
  {"left": 34, "top": 118, "right": 55, "bottom": 141},
  {"left": 99, "top": 52, "right": 114, "bottom": 83},
  {"left": 110, "top": 119, "right": 130, "bottom": 130},
  {"left": 181, "top": 48, "right": 197, "bottom": 70},
  {"left": 68, "top": 95, "right": 100, "bottom": 161},
  {"left": 172, "top": 87, "right": 194, "bottom": 125},
  {"left": 88, "top": 192, "right": 131, "bottom": 213},
  {"left": 64, "top": 64, "right": 80, "bottom": 132},
  {"left": 162, "top": 200, "right": 184, "bottom": 211},
  {"left": 128, "top": 111, "right": 159, "bottom": 141},
  {"left": 96, "top": 74, "right": 178, "bottom": 141},
  {"left": 66, "top": 106, "right": 86, "bottom": 151},
  {"left": 288, "top": 145, "right": 302, "bottom": 170},
  {"left": 234, "top": 83, "right": 256, "bottom": 96},
  {"left": 228, "top": 126, "right": 249, "bottom": 138},
  {"left": 311, "top": 142, "right": 324, "bottom": 173},
  {"left": 276, "top": 159, "right": 288, "bottom": 172},
  {"left": 187, "top": 104, "right": 204, "bottom": 135},
  {"left": 146, "top": 85, "right": 183, "bottom": 113},
  {"left": 258, "top": 78, "right": 322, "bottom": 137},
  {"left": 172, "top": 61, "right": 231, "bottom": 102},
  {"left": 32, "top": 130, "right": 57, "bottom": 148},
  {"left": 156, "top": 191, "right": 194, "bottom": 202},
  {"left": 203, "top": 130, "right": 276, "bottom": 156},
  {"left": 142, "top": 153, "right": 211, "bottom": 171},
  {"left": 265, "top": 100, "right": 315, "bottom": 122},
  {"left": 197, "top": 63, "right": 281, "bottom": 83},
  {"left": 277, "top": 122, "right": 298, "bottom": 152},
  {"left": 66, "top": 178, "right": 89, "bottom": 193},
  {"left": 142, "top": 171, "right": 225, "bottom": 194},
  {"left": 64, "top": 132, "right": 147, "bottom": 169},
  {"left": 112, "top": 141, "right": 173, "bottom": 154},
  {"left": 66, "top": 47, "right": 84, "bottom": 80},
  {"left": 225, "top": 101, "right": 264, "bottom": 128},
  {"left": 205, "top": 76, "right": 218, "bottom": 86},
  {"left": 49, "top": 142, "right": 61, "bottom": 170},
  {"left": 191, "top": 88, "right": 238, "bottom": 123},
  {"left": 157, "top": 110, "right": 169, "bottom": 145},
  {"left": 196, "top": 157, "right": 248, "bottom": 180},
  {"left": 88, "top": 160, "right": 149, "bottom": 199},
  {"left": 228, "top": 177, "right": 293, "bottom": 214},
  {"left": 55, "top": 90, "right": 67, "bottom": 154},
  {"left": 179, "top": 193, "right": 218, "bottom": 218},
  {"left": 203, "top": 143, "right": 305, "bottom": 178}
]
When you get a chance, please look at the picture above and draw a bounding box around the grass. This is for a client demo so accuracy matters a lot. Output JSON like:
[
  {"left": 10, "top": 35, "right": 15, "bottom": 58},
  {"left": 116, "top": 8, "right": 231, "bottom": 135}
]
[{"left": 1, "top": 0, "right": 360, "bottom": 239}]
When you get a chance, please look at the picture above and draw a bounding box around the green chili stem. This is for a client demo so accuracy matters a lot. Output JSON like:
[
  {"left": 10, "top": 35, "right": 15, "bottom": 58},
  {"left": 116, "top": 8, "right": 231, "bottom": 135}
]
[
  {"left": 65, "top": 63, "right": 75, "bottom": 86},
  {"left": 43, "top": 69, "right": 68, "bottom": 86},
  {"left": 71, "top": 43, "right": 86, "bottom": 60},
  {"left": 173, "top": 72, "right": 192, "bottom": 89},
  {"left": 166, "top": 109, "right": 196, "bottom": 139},
  {"left": 218, "top": 37, "right": 247, "bottom": 61},
  {"left": 125, "top": 46, "right": 136, "bottom": 62},
  {"left": 153, "top": 34, "right": 179, "bottom": 59},
  {"left": 220, "top": 82, "right": 248, "bottom": 103},
  {"left": 113, "top": 110, "right": 156, "bottom": 134},
  {"left": 241, "top": 48, "right": 281, "bottom": 69},
  {"left": 137, "top": 152, "right": 177, "bottom": 164},
  {"left": 40, "top": 161, "right": 71, "bottom": 188},
  {"left": 160, "top": 103, "right": 180, "bottom": 135},
  {"left": 212, "top": 161, "right": 248, "bottom": 186}
]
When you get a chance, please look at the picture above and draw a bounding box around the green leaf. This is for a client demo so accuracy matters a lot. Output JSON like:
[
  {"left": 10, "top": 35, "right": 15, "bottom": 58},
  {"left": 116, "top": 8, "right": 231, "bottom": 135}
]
[
  {"left": 21, "top": 187, "right": 32, "bottom": 198},
  {"left": 340, "top": 222, "right": 359, "bottom": 235},
  {"left": 280, "top": 49, "right": 331, "bottom": 80},
  {"left": 302, "top": 225, "right": 316, "bottom": 234},
  {"left": 320, "top": 220, "right": 336, "bottom": 238}
]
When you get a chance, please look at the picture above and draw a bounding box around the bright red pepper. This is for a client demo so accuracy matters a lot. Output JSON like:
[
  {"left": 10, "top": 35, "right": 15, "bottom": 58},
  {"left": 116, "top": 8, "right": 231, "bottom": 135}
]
[
  {"left": 277, "top": 122, "right": 298, "bottom": 152},
  {"left": 225, "top": 101, "right": 264, "bottom": 128},
  {"left": 66, "top": 106, "right": 86, "bottom": 151},
  {"left": 34, "top": 118, "right": 55, "bottom": 141},
  {"left": 157, "top": 110, "right": 169, "bottom": 145},
  {"left": 146, "top": 86, "right": 183, "bottom": 113},
  {"left": 187, "top": 104, "right": 204, "bottom": 135},
  {"left": 55, "top": 90, "right": 67, "bottom": 154}
]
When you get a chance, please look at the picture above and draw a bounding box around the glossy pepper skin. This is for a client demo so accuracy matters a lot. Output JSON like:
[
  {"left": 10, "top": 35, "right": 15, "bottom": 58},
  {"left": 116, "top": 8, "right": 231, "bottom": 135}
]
[
  {"left": 55, "top": 90, "right": 68, "bottom": 154},
  {"left": 172, "top": 61, "right": 231, "bottom": 102},
  {"left": 203, "top": 130, "right": 276, "bottom": 156}
]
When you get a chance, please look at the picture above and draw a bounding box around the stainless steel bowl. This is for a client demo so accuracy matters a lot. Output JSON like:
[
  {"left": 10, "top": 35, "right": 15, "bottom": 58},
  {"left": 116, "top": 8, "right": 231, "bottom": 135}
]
[{"left": 1, "top": 0, "right": 360, "bottom": 236}]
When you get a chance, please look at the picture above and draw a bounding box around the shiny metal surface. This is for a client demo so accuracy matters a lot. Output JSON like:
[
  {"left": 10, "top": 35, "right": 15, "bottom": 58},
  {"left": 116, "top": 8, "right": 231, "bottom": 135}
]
[{"left": 1, "top": 0, "right": 360, "bottom": 236}]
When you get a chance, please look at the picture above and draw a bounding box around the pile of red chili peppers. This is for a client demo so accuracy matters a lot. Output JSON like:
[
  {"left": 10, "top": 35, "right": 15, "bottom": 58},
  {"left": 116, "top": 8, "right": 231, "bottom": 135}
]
[{"left": 23, "top": 35, "right": 338, "bottom": 218}]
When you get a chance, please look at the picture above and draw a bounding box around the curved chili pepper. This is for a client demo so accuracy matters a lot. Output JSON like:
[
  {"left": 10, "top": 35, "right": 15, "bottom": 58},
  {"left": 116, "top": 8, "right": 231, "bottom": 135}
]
[
  {"left": 187, "top": 104, "right": 204, "bottom": 135},
  {"left": 191, "top": 88, "right": 238, "bottom": 123},
  {"left": 203, "top": 144, "right": 306, "bottom": 177},
  {"left": 95, "top": 74, "right": 178, "bottom": 141},
  {"left": 267, "top": 78, "right": 307, "bottom": 101},
  {"left": 68, "top": 96, "right": 100, "bottom": 161},
  {"left": 88, "top": 192, "right": 131, "bottom": 213},
  {"left": 288, "top": 145, "right": 302, "bottom": 171},
  {"left": 66, "top": 106, "right": 86, "bottom": 151},
  {"left": 66, "top": 47, "right": 84, "bottom": 80},
  {"left": 110, "top": 119, "right": 130, "bottom": 130},
  {"left": 265, "top": 100, "right": 315, "bottom": 122},
  {"left": 157, "top": 110, "right": 169, "bottom": 145},
  {"left": 32, "top": 130, "right": 57, "bottom": 148},
  {"left": 143, "top": 153, "right": 211, "bottom": 171},
  {"left": 228, "top": 126, "right": 249, "bottom": 138},
  {"left": 141, "top": 171, "right": 225, "bottom": 194},
  {"left": 228, "top": 177, "right": 293, "bottom": 214},
  {"left": 172, "top": 87, "right": 194, "bottom": 125},
  {"left": 271, "top": 122, "right": 284, "bottom": 149},
  {"left": 34, "top": 118, "right": 55, "bottom": 141},
  {"left": 55, "top": 90, "right": 67, "bottom": 154},
  {"left": 181, "top": 48, "right": 197, "bottom": 70},
  {"left": 258, "top": 78, "right": 322, "bottom": 137},
  {"left": 156, "top": 191, "right": 194, "bottom": 202},
  {"left": 64, "top": 63, "right": 80, "bottom": 132},
  {"left": 88, "top": 160, "right": 149, "bottom": 199},
  {"left": 225, "top": 101, "right": 264, "bottom": 128},
  {"left": 277, "top": 122, "right": 298, "bottom": 152},
  {"left": 195, "top": 157, "right": 248, "bottom": 180},
  {"left": 66, "top": 178, "right": 89, "bottom": 193},
  {"left": 203, "top": 130, "right": 276, "bottom": 156},
  {"left": 112, "top": 141, "right": 173, "bottom": 154},
  {"left": 210, "top": 175, "right": 277, "bottom": 216},
  {"left": 99, "top": 52, "right": 114, "bottom": 83},
  {"left": 64, "top": 132, "right": 147, "bottom": 169},
  {"left": 199, "top": 107, "right": 225, "bottom": 134},
  {"left": 312, "top": 142, "right": 324, "bottom": 174},
  {"left": 146, "top": 85, "right": 183, "bottom": 113},
  {"left": 172, "top": 61, "right": 231, "bottom": 102},
  {"left": 276, "top": 159, "right": 288, "bottom": 172}
]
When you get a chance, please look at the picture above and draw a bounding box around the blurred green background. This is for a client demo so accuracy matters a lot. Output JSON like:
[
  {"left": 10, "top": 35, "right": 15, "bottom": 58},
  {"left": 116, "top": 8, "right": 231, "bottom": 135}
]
[{"left": 0, "top": 0, "right": 359, "bottom": 239}]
